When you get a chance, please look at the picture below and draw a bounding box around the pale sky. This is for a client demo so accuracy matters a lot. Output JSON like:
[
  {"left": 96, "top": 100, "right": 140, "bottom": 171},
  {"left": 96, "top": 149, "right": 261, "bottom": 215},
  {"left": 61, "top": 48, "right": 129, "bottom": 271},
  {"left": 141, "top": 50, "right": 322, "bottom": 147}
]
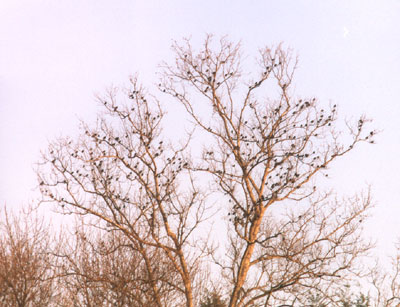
[{"left": 0, "top": 0, "right": 399, "bottom": 254}]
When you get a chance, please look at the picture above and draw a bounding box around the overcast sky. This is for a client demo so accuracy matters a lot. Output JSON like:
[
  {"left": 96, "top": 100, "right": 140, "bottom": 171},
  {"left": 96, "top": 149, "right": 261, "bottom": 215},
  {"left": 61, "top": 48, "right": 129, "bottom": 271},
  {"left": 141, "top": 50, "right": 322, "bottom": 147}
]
[{"left": 1, "top": 0, "right": 399, "bottom": 254}]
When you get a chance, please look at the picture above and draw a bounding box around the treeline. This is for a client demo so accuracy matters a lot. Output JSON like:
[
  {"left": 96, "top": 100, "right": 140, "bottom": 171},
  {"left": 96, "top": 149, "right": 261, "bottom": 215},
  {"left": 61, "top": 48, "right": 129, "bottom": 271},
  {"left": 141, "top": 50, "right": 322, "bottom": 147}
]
[{"left": 1, "top": 207, "right": 398, "bottom": 306}]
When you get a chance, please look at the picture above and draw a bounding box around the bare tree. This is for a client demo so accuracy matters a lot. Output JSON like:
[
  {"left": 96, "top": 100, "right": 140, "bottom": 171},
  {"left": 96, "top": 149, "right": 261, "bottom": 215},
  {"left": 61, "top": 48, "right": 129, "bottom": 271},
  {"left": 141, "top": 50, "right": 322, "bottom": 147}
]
[
  {"left": 37, "top": 36, "right": 376, "bottom": 306},
  {"left": 0, "top": 206, "right": 58, "bottom": 307},
  {"left": 55, "top": 224, "right": 182, "bottom": 307},
  {"left": 367, "top": 241, "right": 400, "bottom": 307},
  {"left": 37, "top": 79, "right": 207, "bottom": 307},
  {"left": 160, "top": 35, "right": 375, "bottom": 306}
]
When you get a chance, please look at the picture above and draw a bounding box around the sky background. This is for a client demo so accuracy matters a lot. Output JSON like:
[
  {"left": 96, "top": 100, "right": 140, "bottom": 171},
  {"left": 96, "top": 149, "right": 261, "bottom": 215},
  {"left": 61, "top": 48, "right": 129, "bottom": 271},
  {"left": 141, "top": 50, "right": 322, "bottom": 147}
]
[{"left": 0, "top": 0, "right": 399, "bottom": 256}]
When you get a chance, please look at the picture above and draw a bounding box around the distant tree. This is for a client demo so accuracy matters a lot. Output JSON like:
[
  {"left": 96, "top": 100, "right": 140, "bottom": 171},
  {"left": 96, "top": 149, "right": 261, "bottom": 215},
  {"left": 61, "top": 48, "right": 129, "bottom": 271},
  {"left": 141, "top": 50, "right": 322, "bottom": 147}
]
[
  {"left": 38, "top": 35, "right": 375, "bottom": 307},
  {"left": 200, "top": 290, "right": 226, "bottom": 307},
  {"left": 0, "top": 207, "right": 58, "bottom": 307},
  {"left": 306, "top": 293, "right": 328, "bottom": 307},
  {"left": 352, "top": 293, "right": 370, "bottom": 307},
  {"left": 305, "top": 291, "right": 370, "bottom": 307}
]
